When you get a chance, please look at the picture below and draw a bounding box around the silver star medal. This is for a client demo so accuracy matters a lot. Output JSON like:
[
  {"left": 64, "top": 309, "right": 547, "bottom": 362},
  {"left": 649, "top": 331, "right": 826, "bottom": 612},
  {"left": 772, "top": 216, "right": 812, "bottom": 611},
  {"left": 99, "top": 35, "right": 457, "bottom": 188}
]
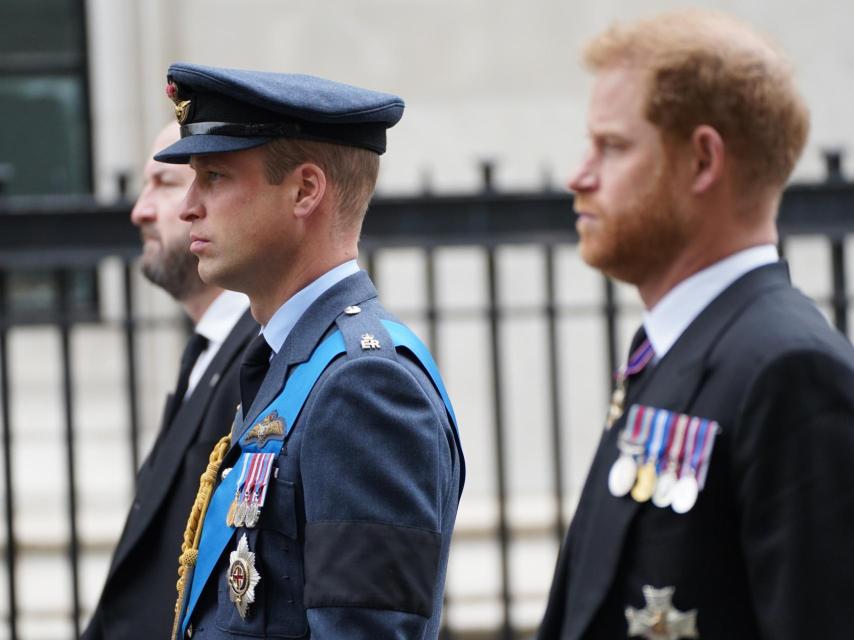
[
  {"left": 625, "top": 585, "right": 698, "bottom": 640},
  {"left": 228, "top": 534, "right": 261, "bottom": 619}
]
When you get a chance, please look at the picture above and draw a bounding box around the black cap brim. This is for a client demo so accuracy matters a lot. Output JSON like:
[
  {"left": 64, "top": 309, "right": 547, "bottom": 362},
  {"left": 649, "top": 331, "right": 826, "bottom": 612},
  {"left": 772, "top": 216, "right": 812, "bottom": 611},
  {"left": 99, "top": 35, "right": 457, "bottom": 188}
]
[{"left": 153, "top": 134, "right": 275, "bottom": 164}]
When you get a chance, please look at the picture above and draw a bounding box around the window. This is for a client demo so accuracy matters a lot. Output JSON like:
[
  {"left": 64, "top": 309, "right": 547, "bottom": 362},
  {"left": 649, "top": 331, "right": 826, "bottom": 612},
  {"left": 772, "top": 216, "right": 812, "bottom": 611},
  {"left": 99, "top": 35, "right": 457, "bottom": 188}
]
[{"left": 0, "top": 0, "right": 91, "bottom": 196}]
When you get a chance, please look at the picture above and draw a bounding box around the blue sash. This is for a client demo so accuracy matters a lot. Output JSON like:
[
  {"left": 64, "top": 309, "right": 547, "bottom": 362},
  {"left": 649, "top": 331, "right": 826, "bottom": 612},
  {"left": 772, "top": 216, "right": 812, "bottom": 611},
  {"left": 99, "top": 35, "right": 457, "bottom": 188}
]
[{"left": 180, "top": 320, "right": 460, "bottom": 635}]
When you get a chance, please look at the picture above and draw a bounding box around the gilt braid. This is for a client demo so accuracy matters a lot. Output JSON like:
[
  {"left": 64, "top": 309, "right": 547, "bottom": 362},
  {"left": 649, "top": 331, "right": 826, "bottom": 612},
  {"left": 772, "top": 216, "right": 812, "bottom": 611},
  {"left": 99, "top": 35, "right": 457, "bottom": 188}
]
[{"left": 171, "top": 434, "right": 231, "bottom": 640}]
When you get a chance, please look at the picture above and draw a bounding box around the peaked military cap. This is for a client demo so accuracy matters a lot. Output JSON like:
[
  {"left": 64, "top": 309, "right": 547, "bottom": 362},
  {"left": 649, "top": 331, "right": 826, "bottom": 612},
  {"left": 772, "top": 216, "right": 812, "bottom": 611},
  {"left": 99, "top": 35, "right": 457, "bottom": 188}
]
[{"left": 154, "top": 63, "right": 405, "bottom": 163}]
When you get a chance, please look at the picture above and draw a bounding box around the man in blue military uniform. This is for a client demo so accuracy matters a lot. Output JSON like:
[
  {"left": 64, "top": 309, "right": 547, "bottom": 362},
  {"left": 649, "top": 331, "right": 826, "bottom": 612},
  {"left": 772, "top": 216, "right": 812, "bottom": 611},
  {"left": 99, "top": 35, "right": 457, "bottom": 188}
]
[
  {"left": 538, "top": 9, "right": 854, "bottom": 640},
  {"left": 155, "top": 63, "right": 465, "bottom": 639}
]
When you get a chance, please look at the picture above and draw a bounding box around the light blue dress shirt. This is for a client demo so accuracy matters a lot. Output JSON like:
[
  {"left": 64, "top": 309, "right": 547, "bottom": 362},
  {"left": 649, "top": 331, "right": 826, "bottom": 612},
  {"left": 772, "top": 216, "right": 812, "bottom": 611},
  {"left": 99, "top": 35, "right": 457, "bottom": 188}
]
[{"left": 261, "top": 260, "right": 361, "bottom": 354}]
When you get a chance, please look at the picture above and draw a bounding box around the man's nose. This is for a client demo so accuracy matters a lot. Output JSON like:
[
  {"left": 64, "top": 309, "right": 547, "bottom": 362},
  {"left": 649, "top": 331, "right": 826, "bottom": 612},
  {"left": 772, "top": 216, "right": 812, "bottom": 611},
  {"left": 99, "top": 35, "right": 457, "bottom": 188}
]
[
  {"left": 179, "top": 179, "right": 203, "bottom": 222},
  {"left": 567, "top": 160, "right": 599, "bottom": 194},
  {"left": 130, "top": 188, "right": 155, "bottom": 226}
]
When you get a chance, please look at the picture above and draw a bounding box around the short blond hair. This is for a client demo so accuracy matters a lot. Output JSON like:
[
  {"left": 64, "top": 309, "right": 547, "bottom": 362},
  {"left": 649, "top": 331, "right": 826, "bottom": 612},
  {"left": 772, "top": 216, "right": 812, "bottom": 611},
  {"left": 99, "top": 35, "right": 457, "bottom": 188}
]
[
  {"left": 263, "top": 138, "right": 379, "bottom": 234},
  {"left": 584, "top": 9, "right": 809, "bottom": 189}
]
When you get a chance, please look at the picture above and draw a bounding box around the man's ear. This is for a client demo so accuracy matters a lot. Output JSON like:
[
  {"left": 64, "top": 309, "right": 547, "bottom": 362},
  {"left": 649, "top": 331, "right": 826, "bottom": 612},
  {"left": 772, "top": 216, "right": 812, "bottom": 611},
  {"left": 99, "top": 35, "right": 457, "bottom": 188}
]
[
  {"left": 292, "top": 163, "right": 327, "bottom": 219},
  {"left": 690, "top": 125, "right": 725, "bottom": 194}
]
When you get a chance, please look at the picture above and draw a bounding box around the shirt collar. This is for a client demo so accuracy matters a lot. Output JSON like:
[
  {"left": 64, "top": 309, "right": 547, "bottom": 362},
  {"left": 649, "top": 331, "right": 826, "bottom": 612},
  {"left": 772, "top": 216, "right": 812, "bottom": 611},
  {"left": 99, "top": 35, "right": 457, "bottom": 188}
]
[
  {"left": 194, "top": 289, "right": 250, "bottom": 345},
  {"left": 643, "top": 244, "right": 779, "bottom": 359},
  {"left": 262, "top": 259, "right": 361, "bottom": 354}
]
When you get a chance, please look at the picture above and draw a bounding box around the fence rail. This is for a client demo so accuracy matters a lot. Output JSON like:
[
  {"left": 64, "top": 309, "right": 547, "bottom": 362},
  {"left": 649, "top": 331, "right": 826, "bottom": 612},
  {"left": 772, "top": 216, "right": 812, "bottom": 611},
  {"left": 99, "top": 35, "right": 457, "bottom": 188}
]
[{"left": 1, "top": 163, "right": 853, "bottom": 639}]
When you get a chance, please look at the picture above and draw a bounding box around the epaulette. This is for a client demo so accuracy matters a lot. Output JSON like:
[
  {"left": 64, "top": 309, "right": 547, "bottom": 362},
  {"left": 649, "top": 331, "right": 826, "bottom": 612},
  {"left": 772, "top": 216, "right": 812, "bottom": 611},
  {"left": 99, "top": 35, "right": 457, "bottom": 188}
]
[{"left": 333, "top": 304, "right": 398, "bottom": 362}]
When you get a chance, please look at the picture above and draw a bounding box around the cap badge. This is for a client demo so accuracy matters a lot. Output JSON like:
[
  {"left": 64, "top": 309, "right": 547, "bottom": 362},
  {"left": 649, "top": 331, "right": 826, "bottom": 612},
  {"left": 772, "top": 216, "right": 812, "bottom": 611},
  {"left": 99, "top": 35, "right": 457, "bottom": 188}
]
[
  {"left": 166, "top": 81, "right": 191, "bottom": 124},
  {"left": 625, "top": 585, "right": 698, "bottom": 640},
  {"left": 228, "top": 533, "right": 261, "bottom": 619}
]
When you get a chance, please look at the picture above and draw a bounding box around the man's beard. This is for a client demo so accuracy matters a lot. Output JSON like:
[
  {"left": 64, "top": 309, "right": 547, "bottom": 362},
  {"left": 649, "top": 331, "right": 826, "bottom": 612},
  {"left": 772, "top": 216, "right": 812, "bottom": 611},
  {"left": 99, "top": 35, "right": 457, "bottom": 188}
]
[
  {"left": 576, "top": 163, "right": 689, "bottom": 287},
  {"left": 140, "top": 235, "right": 207, "bottom": 302}
]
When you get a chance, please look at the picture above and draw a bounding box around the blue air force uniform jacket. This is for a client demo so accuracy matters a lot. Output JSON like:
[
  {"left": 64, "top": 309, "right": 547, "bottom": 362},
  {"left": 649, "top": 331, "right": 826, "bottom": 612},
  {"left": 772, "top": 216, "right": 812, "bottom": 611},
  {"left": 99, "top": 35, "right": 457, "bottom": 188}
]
[
  {"left": 187, "top": 271, "right": 464, "bottom": 639},
  {"left": 538, "top": 262, "right": 854, "bottom": 639}
]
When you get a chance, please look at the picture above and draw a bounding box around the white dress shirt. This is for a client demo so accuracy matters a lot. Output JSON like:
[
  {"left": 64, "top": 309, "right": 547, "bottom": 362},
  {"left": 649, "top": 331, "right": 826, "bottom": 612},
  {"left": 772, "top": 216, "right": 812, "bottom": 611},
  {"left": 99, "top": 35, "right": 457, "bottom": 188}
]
[
  {"left": 187, "top": 289, "right": 251, "bottom": 397},
  {"left": 643, "top": 245, "right": 779, "bottom": 360}
]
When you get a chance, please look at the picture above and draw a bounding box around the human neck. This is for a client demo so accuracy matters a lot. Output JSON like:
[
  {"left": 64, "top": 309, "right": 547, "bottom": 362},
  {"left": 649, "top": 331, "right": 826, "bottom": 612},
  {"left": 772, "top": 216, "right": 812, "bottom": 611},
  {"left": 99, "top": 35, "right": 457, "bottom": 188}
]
[
  {"left": 248, "top": 247, "right": 357, "bottom": 326},
  {"left": 637, "top": 224, "right": 777, "bottom": 309}
]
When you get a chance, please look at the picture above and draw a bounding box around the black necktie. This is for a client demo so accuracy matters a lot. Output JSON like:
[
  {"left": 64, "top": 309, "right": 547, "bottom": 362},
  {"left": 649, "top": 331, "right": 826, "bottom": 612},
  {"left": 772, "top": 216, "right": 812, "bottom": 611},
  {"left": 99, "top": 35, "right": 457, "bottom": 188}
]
[
  {"left": 240, "top": 333, "right": 272, "bottom": 413},
  {"left": 164, "top": 332, "right": 209, "bottom": 427}
]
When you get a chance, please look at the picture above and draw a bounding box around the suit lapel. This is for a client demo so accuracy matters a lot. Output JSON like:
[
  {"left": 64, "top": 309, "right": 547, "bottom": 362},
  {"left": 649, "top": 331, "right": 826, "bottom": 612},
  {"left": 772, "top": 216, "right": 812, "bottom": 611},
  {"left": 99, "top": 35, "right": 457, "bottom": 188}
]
[
  {"left": 107, "top": 310, "right": 257, "bottom": 577},
  {"left": 564, "top": 262, "right": 791, "bottom": 639},
  {"left": 240, "top": 271, "right": 379, "bottom": 432}
]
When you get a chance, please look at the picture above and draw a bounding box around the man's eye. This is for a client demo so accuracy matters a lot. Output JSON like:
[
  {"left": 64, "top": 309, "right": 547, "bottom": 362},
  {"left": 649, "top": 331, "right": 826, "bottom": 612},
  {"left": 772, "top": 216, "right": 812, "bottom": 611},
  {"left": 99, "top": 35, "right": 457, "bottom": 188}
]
[
  {"left": 207, "top": 171, "right": 223, "bottom": 182},
  {"left": 599, "top": 140, "right": 624, "bottom": 152}
]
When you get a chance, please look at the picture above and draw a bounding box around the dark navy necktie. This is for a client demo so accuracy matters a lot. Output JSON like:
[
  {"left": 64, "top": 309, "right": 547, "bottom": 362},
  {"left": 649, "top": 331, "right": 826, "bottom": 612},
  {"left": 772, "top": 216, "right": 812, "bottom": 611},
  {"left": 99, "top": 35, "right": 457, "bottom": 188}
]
[{"left": 240, "top": 333, "right": 272, "bottom": 414}]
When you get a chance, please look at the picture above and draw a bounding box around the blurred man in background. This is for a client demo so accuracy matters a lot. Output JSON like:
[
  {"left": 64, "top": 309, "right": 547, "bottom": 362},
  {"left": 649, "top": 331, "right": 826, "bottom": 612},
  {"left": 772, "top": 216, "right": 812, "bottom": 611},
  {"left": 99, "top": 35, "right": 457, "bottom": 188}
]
[
  {"left": 539, "top": 9, "right": 854, "bottom": 639},
  {"left": 82, "top": 123, "right": 257, "bottom": 639}
]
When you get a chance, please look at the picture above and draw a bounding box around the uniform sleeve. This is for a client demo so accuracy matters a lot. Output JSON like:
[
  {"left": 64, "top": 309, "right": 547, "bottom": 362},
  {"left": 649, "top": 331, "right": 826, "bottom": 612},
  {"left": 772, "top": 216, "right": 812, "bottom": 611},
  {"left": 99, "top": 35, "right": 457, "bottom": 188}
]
[
  {"left": 298, "top": 354, "right": 452, "bottom": 639},
  {"left": 733, "top": 350, "right": 854, "bottom": 640}
]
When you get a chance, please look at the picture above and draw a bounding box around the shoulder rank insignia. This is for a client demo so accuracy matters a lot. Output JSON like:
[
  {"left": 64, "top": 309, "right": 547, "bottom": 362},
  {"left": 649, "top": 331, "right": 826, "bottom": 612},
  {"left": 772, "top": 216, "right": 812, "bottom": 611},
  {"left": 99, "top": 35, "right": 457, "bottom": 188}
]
[
  {"left": 245, "top": 412, "right": 285, "bottom": 446},
  {"left": 360, "top": 333, "right": 381, "bottom": 350},
  {"left": 228, "top": 534, "right": 261, "bottom": 619},
  {"left": 625, "top": 585, "right": 698, "bottom": 640}
]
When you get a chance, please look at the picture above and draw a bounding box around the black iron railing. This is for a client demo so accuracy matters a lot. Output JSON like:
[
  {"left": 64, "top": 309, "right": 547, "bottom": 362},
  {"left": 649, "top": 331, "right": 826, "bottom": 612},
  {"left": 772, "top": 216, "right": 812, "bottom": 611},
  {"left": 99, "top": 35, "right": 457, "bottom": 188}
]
[{"left": 1, "top": 159, "right": 853, "bottom": 639}]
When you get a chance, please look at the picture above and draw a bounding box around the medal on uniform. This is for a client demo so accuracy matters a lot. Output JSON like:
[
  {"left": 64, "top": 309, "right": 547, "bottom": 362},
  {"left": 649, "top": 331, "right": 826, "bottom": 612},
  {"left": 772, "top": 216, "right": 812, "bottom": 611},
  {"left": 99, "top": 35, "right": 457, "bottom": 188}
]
[
  {"left": 234, "top": 454, "right": 261, "bottom": 528},
  {"left": 245, "top": 502, "right": 258, "bottom": 528},
  {"left": 672, "top": 418, "right": 718, "bottom": 514},
  {"left": 670, "top": 417, "right": 701, "bottom": 514},
  {"left": 652, "top": 414, "right": 685, "bottom": 508},
  {"left": 609, "top": 450, "right": 639, "bottom": 498},
  {"left": 606, "top": 380, "right": 627, "bottom": 430},
  {"left": 625, "top": 585, "right": 698, "bottom": 639},
  {"left": 243, "top": 455, "right": 261, "bottom": 528},
  {"left": 228, "top": 533, "right": 261, "bottom": 619},
  {"left": 631, "top": 462, "right": 657, "bottom": 503},
  {"left": 244, "top": 453, "right": 275, "bottom": 528},
  {"left": 671, "top": 473, "right": 699, "bottom": 515},
  {"left": 606, "top": 338, "right": 654, "bottom": 430},
  {"left": 608, "top": 406, "right": 648, "bottom": 497},
  {"left": 631, "top": 409, "right": 670, "bottom": 503},
  {"left": 652, "top": 414, "right": 690, "bottom": 508},
  {"left": 226, "top": 455, "right": 251, "bottom": 527}
]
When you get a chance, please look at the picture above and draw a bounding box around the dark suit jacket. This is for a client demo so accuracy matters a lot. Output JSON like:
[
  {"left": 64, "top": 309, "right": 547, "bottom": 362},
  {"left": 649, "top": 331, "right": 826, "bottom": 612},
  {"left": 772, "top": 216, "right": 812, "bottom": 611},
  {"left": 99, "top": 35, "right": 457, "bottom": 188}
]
[
  {"left": 187, "top": 271, "right": 464, "bottom": 639},
  {"left": 539, "top": 262, "right": 854, "bottom": 639},
  {"left": 82, "top": 309, "right": 257, "bottom": 640}
]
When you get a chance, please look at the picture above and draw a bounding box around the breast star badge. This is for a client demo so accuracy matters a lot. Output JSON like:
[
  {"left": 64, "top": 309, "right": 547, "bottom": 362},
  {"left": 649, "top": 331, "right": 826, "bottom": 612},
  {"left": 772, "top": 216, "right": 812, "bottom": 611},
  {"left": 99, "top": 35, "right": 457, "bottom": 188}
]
[
  {"left": 228, "top": 534, "right": 261, "bottom": 619},
  {"left": 625, "top": 585, "right": 698, "bottom": 640}
]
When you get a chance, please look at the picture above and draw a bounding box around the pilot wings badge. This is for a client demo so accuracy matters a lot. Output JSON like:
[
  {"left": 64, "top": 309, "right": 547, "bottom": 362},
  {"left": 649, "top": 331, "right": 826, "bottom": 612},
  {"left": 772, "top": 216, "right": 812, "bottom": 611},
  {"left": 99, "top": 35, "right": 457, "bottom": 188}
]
[{"left": 245, "top": 412, "right": 285, "bottom": 446}]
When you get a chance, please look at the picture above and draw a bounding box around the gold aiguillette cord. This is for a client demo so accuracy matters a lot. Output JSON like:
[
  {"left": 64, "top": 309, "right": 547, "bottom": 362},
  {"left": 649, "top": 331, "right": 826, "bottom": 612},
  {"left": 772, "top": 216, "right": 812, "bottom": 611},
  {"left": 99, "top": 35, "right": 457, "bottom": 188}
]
[{"left": 171, "top": 434, "right": 232, "bottom": 640}]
